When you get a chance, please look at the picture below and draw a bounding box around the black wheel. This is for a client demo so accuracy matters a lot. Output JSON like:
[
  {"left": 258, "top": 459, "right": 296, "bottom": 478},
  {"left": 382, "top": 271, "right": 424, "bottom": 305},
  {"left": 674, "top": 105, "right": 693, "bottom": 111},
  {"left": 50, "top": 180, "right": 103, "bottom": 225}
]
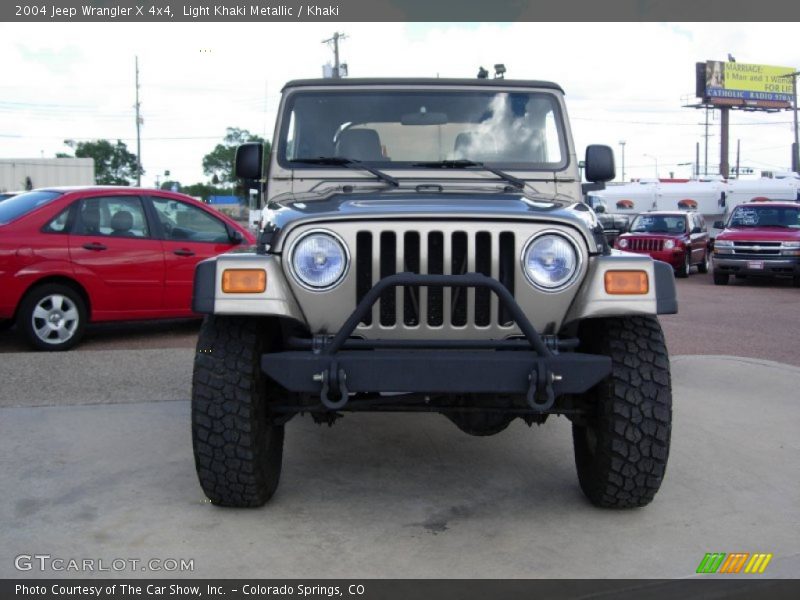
[
  {"left": 572, "top": 316, "right": 672, "bottom": 508},
  {"left": 697, "top": 250, "right": 709, "bottom": 274},
  {"left": 713, "top": 271, "right": 729, "bottom": 285},
  {"left": 192, "top": 315, "right": 285, "bottom": 507},
  {"left": 676, "top": 252, "right": 690, "bottom": 278},
  {"left": 18, "top": 283, "right": 87, "bottom": 351}
]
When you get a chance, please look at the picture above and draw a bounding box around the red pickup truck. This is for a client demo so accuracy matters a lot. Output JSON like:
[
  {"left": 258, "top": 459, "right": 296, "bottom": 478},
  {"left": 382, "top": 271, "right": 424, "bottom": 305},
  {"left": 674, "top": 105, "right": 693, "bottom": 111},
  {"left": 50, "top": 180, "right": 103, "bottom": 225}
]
[{"left": 712, "top": 202, "right": 800, "bottom": 286}]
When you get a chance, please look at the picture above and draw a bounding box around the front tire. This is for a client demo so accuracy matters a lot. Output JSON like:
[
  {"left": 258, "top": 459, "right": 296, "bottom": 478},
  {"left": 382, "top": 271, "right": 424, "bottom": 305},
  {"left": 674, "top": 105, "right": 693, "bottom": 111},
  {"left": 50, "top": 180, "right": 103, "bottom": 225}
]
[
  {"left": 572, "top": 316, "right": 672, "bottom": 508},
  {"left": 18, "top": 283, "right": 86, "bottom": 351},
  {"left": 676, "top": 252, "right": 690, "bottom": 278},
  {"left": 192, "top": 315, "right": 285, "bottom": 507},
  {"left": 713, "top": 271, "right": 729, "bottom": 285},
  {"left": 697, "top": 250, "right": 709, "bottom": 274}
]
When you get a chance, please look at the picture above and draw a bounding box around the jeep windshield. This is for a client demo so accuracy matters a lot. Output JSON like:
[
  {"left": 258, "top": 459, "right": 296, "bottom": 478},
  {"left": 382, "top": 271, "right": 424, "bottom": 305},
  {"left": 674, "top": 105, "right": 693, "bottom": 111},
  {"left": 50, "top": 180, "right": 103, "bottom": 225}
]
[
  {"left": 629, "top": 215, "right": 687, "bottom": 234},
  {"left": 279, "top": 90, "right": 567, "bottom": 171},
  {"left": 728, "top": 205, "right": 800, "bottom": 228}
]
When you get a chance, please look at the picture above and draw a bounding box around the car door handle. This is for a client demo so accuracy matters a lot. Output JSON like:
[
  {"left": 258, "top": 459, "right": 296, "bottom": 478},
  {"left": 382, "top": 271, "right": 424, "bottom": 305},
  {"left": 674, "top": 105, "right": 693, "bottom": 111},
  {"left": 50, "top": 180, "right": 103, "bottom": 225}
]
[
  {"left": 82, "top": 242, "right": 107, "bottom": 251},
  {"left": 173, "top": 249, "right": 195, "bottom": 257}
]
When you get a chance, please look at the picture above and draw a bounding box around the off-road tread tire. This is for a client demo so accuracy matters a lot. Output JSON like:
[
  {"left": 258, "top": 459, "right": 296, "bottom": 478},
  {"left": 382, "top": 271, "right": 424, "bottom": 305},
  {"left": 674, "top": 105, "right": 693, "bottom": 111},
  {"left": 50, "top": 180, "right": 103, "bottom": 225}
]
[
  {"left": 192, "top": 315, "right": 284, "bottom": 507},
  {"left": 573, "top": 316, "right": 671, "bottom": 509}
]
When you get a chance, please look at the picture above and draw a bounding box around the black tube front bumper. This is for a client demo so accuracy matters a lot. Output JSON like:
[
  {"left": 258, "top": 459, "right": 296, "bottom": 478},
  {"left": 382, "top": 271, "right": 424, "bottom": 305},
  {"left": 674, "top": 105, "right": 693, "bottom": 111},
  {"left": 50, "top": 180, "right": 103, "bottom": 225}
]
[{"left": 261, "top": 273, "right": 612, "bottom": 411}]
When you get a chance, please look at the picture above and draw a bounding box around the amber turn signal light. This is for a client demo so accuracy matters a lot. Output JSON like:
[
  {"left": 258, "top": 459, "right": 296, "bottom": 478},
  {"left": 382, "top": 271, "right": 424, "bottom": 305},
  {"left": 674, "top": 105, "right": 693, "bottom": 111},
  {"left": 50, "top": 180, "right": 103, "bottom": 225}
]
[
  {"left": 222, "top": 269, "right": 267, "bottom": 293},
  {"left": 604, "top": 270, "right": 649, "bottom": 295}
]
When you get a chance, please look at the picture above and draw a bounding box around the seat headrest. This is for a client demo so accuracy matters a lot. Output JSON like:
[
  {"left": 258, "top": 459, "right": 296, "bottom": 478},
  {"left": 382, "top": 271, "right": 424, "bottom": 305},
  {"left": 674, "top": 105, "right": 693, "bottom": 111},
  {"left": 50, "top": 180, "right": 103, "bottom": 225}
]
[
  {"left": 336, "top": 129, "right": 383, "bottom": 161},
  {"left": 110, "top": 211, "right": 134, "bottom": 233},
  {"left": 82, "top": 205, "right": 101, "bottom": 231}
]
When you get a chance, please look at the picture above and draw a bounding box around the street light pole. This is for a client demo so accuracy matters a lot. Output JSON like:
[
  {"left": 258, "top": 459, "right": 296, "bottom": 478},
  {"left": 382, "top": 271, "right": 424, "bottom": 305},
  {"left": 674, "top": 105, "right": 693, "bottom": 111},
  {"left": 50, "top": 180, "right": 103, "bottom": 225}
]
[
  {"left": 643, "top": 153, "right": 658, "bottom": 179},
  {"left": 618, "top": 140, "right": 626, "bottom": 182},
  {"left": 778, "top": 70, "right": 800, "bottom": 173}
]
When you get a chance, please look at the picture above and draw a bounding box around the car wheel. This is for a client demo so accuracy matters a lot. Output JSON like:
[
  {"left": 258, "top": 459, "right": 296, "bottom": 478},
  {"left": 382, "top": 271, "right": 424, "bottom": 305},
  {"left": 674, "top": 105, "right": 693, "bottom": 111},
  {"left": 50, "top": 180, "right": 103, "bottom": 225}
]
[
  {"left": 572, "top": 316, "right": 672, "bottom": 508},
  {"left": 713, "top": 272, "right": 729, "bottom": 285},
  {"left": 192, "top": 315, "right": 285, "bottom": 507},
  {"left": 697, "top": 250, "right": 709, "bottom": 274},
  {"left": 676, "top": 252, "right": 690, "bottom": 278},
  {"left": 18, "top": 284, "right": 87, "bottom": 351}
]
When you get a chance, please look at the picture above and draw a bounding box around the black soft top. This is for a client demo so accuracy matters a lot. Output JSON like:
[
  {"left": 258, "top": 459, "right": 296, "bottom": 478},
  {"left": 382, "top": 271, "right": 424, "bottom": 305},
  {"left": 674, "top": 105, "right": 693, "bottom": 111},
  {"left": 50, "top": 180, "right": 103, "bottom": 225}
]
[{"left": 282, "top": 78, "right": 565, "bottom": 94}]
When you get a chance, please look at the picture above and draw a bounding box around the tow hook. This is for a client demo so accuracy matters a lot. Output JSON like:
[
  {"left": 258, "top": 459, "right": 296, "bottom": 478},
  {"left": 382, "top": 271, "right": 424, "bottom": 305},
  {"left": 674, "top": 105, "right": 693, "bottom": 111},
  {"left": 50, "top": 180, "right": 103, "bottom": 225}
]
[
  {"left": 315, "top": 360, "right": 349, "bottom": 409},
  {"left": 527, "top": 363, "right": 559, "bottom": 411}
]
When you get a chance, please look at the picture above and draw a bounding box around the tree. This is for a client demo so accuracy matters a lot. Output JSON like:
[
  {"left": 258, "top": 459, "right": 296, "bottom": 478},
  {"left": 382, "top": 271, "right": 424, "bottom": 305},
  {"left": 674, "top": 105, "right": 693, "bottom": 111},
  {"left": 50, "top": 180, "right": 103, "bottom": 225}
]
[
  {"left": 202, "top": 127, "right": 269, "bottom": 185},
  {"left": 61, "top": 139, "right": 143, "bottom": 185}
]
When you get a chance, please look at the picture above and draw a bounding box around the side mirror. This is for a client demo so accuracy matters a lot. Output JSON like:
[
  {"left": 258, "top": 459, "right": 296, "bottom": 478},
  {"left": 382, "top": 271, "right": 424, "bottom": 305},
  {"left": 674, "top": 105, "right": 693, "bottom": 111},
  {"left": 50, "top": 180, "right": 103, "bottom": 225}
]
[
  {"left": 235, "top": 143, "right": 264, "bottom": 180},
  {"left": 691, "top": 226, "right": 702, "bottom": 234},
  {"left": 584, "top": 145, "right": 615, "bottom": 183},
  {"left": 229, "top": 229, "right": 244, "bottom": 244},
  {"left": 713, "top": 220, "right": 725, "bottom": 229}
]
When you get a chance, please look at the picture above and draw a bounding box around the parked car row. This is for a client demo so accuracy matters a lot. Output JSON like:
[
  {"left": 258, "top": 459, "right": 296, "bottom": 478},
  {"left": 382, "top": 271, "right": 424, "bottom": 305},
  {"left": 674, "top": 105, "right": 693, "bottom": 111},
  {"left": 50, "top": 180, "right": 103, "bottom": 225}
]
[
  {"left": 0, "top": 187, "right": 255, "bottom": 350},
  {"left": 609, "top": 202, "right": 800, "bottom": 286}
]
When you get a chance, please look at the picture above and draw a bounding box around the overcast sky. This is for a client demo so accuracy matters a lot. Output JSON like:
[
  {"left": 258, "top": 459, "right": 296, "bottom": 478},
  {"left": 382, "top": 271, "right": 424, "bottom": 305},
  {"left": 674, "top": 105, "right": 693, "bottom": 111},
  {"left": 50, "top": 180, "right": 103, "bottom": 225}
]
[{"left": 1, "top": 21, "right": 798, "bottom": 187}]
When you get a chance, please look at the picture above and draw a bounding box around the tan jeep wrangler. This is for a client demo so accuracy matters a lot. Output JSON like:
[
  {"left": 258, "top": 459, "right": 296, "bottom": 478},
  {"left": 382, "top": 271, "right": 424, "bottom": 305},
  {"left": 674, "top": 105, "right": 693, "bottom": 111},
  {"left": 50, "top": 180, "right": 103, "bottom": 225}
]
[{"left": 191, "top": 78, "right": 677, "bottom": 509}]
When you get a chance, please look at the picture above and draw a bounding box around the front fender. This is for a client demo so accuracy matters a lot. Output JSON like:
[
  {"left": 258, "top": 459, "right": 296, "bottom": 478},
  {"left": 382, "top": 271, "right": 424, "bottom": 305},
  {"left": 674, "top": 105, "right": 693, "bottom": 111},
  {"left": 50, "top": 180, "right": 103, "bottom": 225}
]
[
  {"left": 564, "top": 253, "right": 677, "bottom": 324},
  {"left": 192, "top": 253, "right": 306, "bottom": 325}
]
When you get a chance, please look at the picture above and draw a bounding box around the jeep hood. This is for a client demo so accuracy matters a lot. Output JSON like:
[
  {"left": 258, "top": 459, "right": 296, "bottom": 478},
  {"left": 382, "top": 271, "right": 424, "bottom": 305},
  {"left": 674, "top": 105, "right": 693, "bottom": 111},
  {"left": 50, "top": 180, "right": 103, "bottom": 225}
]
[{"left": 264, "top": 190, "right": 601, "bottom": 253}]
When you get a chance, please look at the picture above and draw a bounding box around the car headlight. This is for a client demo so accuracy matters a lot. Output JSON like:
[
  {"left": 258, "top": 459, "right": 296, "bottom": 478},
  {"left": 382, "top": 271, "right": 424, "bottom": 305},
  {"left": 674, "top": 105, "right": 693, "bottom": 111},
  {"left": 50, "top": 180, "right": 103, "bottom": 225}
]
[
  {"left": 715, "top": 240, "right": 734, "bottom": 248},
  {"left": 663, "top": 239, "right": 675, "bottom": 250},
  {"left": 617, "top": 238, "right": 629, "bottom": 249},
  {"left": 522, "top": 233, "right": 580, "bottom": 291},
  {"left": 290, "top": 231, "right": 348, "bottom": 290}
]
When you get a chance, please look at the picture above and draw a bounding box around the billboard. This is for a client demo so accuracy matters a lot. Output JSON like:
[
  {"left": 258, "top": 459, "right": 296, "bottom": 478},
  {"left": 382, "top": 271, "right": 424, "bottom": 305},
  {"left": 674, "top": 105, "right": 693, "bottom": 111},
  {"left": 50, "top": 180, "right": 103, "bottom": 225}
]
[{"left": 698, "top": 61, "right": 795, "bottom": 108}]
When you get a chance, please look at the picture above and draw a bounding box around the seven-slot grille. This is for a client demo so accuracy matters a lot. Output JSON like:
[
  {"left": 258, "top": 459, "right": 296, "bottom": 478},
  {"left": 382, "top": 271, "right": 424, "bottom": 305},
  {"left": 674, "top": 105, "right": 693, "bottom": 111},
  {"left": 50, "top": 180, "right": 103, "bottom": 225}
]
[
  {"left": 355, "top": 229, "right": 517, "bottom": 330},
  {"left": 628, "top": 238, "right": 665, "bottom": 252}
]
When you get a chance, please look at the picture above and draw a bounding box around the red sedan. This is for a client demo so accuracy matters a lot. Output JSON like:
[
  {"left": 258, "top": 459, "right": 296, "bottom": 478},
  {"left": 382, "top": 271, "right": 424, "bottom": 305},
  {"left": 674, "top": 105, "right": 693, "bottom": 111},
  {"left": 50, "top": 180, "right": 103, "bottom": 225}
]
[{"left": 0, "top": 187, "right": 255, "bottom": 350}]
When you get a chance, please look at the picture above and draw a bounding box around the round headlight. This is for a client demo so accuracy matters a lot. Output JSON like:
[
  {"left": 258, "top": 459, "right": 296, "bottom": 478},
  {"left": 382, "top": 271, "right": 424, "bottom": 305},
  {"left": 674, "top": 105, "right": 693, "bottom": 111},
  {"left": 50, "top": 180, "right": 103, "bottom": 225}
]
[
  {"left": 522, "top": 233, "right": 580, "bottom": 291},
  {"left": 291, "top": 231, "right": 348, "bottom": 290},
  {"left": 663, "top": 239, "right": 675, "bottom": 250},
  {"left": 617, "top": 238, "right": 629, "bottom": 249}
]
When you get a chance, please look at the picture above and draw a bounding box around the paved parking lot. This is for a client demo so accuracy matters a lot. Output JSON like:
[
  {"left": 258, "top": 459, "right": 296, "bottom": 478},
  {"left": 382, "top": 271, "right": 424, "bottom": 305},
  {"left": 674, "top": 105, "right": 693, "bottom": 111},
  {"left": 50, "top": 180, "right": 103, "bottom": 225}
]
[
  {"left": 1, "top": 354, "right": 798, "bottom": 578},
  {"left": 1, "top": 271, "right": 798, "bottom": 366},
  {"left": 1, "top": 270, "right": 798, "bottom": 579}
]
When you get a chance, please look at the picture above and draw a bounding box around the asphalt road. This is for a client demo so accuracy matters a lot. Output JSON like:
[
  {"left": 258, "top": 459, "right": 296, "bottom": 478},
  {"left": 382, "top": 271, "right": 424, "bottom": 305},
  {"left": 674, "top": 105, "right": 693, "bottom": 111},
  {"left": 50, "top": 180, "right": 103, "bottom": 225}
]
[{"left": 1, "top": 270, "right": 798, "bottom": 366}]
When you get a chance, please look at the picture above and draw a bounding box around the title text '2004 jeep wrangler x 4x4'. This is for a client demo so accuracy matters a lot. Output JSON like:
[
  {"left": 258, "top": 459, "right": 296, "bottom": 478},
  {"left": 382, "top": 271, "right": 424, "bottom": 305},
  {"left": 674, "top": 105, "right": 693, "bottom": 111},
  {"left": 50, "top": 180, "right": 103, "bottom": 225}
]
[{"left": 191, "top": 78, "right": 677, "bottom": 509}]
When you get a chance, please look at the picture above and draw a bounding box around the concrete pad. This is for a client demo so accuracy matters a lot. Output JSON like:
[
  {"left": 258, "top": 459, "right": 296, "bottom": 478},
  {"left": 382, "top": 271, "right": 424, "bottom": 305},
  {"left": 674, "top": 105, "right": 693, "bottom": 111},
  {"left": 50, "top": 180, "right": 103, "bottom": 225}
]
[{"left": 0, "top": 355, "right": 798, "bottom": 579}]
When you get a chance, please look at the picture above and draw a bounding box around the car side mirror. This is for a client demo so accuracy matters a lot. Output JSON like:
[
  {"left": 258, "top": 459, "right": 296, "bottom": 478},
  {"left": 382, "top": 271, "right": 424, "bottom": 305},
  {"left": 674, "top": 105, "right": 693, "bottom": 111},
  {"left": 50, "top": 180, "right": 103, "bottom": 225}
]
[
  {"left": 229, "top": 229, "right": 244, "bottom": 244},
  {"left": 691, "top": 226, "right": 702, "bottom": 234},
  {"left": 584, "top": 145, "right": 615, "bottom": 183},
  {"left": 713, "top": 220, "right": 725, "bottom": 229},
  {"left": 235, "top": 143, "right": 264, "bottom": 180}
]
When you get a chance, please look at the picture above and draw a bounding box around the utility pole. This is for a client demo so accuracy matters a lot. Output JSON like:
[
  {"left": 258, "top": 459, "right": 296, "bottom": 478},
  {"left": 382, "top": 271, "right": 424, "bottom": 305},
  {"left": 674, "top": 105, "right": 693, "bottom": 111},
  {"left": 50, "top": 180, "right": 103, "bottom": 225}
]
[
  {"left": 322, "top": 32, "right": 347, "bottom": 78},
  {"left": 778, "top": 70, "right": 800, "bottom": 173},
  {"left": 618, "top": 140, "right": 626, "bottom": 182},
  {"left": 735, "top": 139, "right": 740, "bottom": 179},
  {"left": 695, "top": 141, "right": 700, "bottom": 178},
  {"left": 134, "top": 56, "right": 142, "bottom": 186},
  {"left": 703, "top": 107, "right": 710, "bottom": 176}
]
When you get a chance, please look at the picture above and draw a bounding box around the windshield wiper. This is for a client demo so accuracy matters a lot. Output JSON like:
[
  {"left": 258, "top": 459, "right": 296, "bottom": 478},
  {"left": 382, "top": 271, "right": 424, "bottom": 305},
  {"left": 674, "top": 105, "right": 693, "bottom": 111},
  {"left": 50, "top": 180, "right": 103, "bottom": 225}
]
[
  {"left": 411, "top": 159, "right": 525, "bottom": 190},
  {"left": 290, "top": 156, "right": 399, "bottom": 187}
]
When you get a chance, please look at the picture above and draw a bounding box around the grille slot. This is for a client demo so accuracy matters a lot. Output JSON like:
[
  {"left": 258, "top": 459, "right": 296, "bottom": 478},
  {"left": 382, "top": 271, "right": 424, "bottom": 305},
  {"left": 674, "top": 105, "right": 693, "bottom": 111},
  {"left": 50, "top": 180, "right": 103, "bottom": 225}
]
[
  {"left": 355, "top": 228, "right": 516, "bottom": 330},
  {"left": 629, "top": 238, "right": 664, "bottom": 252}
]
